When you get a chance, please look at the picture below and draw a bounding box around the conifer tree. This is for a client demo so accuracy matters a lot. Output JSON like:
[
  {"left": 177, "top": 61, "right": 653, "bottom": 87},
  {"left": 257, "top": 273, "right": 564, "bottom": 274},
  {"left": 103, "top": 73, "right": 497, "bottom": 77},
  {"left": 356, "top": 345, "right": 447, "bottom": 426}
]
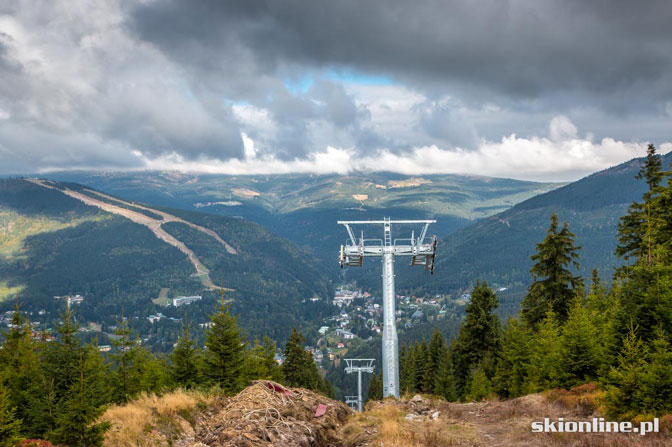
[
  {"left": 170, "top": 315, "right": 202, "bottom": 388},
  {"left": 204, "top": 292, "right": 247, "bottom": 394},
  {"left": 399, "top": 345, "right": 415, "bottom": 394},
  {"left": 282, "top": 328, "right": 312, "bottom": 387},
  {"left": 43, "top": 306, "right": 81, "bottom": 400},
  {"left": 366, "top": 372, "right": 383, "bottom": 402},
  {"left": 451, "top": 281, "right": 501, "bottom": 397},
  {"left": 281, "top": 328, "right": 330, "bottom": 394},
  {"left": 640, "top": 327, "right": 672, "bottom": 416},
  {"left": 434, "top": 350, "right": 458, "bottom": 401},
  {"left": 521, "top": 213, "right": 583, "bottom": 326},
  {"left": 493, "top": 317, "right": 531, "bottom": 398},
  {"left": 612, "top": 144, "right": 672, "bottom": 344},
  {"left": 110, "top": 315, "right": 154, "bottom": 403},
  {"left": 426, "top": 328, "right": 448, "bottom": 394},
  {"left": 0, "top": 297, "right": 45, "bottom": 438},
  {"left": 49, "top": 346, "right": 110, "bottom": 447},
  {"left": 466, "top": 366, "right": 491, "bottom": 401},
  {"left": 616, "top": 144, "right": 665, "bottom": 267},
  {"left": 526, "top": 308, "right": 562, "bottom": 392},
  {"left": 0, "top": 381, "right": 22, "bottom": 447},
  {"left": 413, "top": 340, "right": 429, "bottom": 393},
  {"left": 604, "top": 325, "right": 649, "bottom": 419},
  {"left": 560, "top": 297, "right": 601, "bottom": 387},
  {"left": 247, "top": 336, "right": 283, "bottom": 382}
]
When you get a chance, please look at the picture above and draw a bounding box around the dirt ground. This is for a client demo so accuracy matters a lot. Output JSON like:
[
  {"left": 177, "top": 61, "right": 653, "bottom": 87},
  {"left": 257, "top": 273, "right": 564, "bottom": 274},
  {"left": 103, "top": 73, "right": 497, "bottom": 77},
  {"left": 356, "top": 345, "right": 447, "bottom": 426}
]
[
  {"left": 341, "top": 393, "right": 672, "bottom": 447},
  {"left": 102, "top": 383, "right": 672, "bottom": 447}
]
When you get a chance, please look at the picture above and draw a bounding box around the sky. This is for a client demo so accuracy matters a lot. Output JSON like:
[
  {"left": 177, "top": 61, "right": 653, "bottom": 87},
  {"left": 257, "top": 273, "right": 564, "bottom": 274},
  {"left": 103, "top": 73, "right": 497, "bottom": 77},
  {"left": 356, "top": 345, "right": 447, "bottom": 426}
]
[{"left": 0, "top": 0, "right": 671, "bottom": 181}]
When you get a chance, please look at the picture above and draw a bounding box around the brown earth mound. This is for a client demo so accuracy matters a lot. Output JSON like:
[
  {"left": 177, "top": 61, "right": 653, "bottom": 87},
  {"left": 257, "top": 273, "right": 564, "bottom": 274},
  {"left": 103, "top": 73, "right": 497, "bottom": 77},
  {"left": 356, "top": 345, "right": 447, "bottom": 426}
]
[{"left": 192, "top": 381, "right": 351, "bottom": 447}]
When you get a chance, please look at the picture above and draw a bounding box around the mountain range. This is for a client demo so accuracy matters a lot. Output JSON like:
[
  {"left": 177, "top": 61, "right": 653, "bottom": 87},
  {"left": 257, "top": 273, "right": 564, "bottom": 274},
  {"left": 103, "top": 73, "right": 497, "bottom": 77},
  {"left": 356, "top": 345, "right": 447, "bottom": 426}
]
[
  {"left": 2, "top": 151, "right": 669, "bottom": 346},
  {"left": 403, "top": 150, "right": 672, "bottom": 315}
]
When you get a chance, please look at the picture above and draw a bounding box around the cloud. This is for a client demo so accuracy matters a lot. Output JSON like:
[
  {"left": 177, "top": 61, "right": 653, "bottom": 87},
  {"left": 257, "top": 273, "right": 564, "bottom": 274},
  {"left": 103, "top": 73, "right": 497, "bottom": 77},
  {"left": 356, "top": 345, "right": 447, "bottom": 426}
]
[
  {"left": 0, "top": 0, "right": 671, "bottom": 178},
  {"left": 130, "top": 1, "right": 672, "bottom": 106},
  {"left": 549, "top": 116, "right": 578, "bottom": 141},
  {"left": 131, "top": 118, "right": 669, "bottom": 182}
]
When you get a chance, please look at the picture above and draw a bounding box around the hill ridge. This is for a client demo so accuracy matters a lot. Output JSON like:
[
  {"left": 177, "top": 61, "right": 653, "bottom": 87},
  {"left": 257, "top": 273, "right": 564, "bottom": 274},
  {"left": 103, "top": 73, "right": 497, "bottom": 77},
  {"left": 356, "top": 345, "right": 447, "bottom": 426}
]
[{"left": 27, "top": 178, "right": 235, "bottom": 290}]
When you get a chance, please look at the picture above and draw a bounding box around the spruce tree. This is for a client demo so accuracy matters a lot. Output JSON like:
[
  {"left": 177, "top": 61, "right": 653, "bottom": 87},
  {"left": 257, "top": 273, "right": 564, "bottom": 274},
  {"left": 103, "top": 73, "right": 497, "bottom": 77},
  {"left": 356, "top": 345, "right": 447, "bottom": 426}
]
[
  {"left": 0, "top": 298, "right": 45, "bottom": 438},
  {"left": 451, "top": 281, "right": 501, "bottom": 397},
  {"left": 467, "top": 366, "right": 491, "bottom": 401},
  {"left": 109, "top": 315, "right": 154, "bottom": 403},
  {"left": 399, "top": 345, "right": 415, "bottom": 394},
  {"left": 247, "top": 336, "right": 283, "bottom": 382},
  {"left": 49, "top": 346, "right": 110, "bottom": 447},
  {"left": 612, "top": 145, "right": 672, "bottom": 344},
  {"left": 559, "top": 297, "right": 601, "bottom": 387},
  {"left": 434, "top": 350, "right": 457, "bottom": 401},
  {"left": 204, "top": 293, "right": 247, "bottom": 394},
  {"left": 413, "top": 340, "right": 429, "bottom": 393},
  {"left": 282, "top": 328, "right": 312, "bottom": 387},
  {"left": 526, "top": 308, "right": 562, "bottom": 392},
  {"left": 366, "top": 372, "right": 383, "bottom": 402},
  {"left": 616, "top": 144, "right": 665, "bottom": 267},
  {"left": 170, "top": 315, "right": 202, "bottom": 388},
  {"left": 281, "top": 328, "right": 330, "bottom": 394},
  {"left": 521, "top": 213, "right": 583, "bottom": 326},
  {"left": 493, "top": 317, "right": 531, "bottom": 398},
  {"left": 426, "top": 329, "right": 448, "bottom": 395},
  {"left": 0, "top": 381, "right": 22, "bottom": 447},
  {"left": 640, "top": 327, "right": 672, "bottom": 416},
  {"left": 43, "top": 306, "right": 81, "bottom": 400},
  {"left": 604, "top": 325, "right": 649, "bottom": 419}
]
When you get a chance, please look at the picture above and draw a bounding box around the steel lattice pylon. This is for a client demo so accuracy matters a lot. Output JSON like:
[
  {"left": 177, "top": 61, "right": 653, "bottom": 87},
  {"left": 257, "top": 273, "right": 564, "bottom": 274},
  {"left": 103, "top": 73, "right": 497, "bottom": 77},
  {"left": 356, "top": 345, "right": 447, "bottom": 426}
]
[{"left": 338, "top": 218, "right": 437, "bottom": 398}]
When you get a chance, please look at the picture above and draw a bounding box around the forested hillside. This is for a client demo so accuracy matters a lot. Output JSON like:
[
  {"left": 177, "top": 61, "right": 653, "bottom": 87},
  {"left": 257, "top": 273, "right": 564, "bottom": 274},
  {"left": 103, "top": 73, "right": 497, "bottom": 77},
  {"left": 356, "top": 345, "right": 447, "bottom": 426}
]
[
  {"left": 41, "top": 171, "right": 561, "bottom": 288},
  {"left": 0, "top": 179, "right": 333, "bottom": 346},
  {"left": 403, "top": 151, "right": 672, "bottom": 315}
]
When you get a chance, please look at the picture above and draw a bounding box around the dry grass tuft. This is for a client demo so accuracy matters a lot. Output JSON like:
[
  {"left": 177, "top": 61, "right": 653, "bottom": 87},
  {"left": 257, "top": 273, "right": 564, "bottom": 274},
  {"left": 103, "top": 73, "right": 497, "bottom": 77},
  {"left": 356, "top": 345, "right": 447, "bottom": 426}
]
[
  {"left": 544, "top": 382, "right": 605, "bottom": 417},
  {"left": 101, "top": 388, "right": 213, "bottom": 447},
  {"left": 349, "top": 401, "right": 476, "bottom": 447}
]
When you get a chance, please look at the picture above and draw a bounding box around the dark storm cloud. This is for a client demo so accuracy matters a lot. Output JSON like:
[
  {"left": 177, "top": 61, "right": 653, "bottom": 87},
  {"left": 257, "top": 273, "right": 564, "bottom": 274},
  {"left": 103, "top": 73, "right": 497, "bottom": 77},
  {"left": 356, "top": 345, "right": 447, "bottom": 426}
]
[
  {"left": 0, "top": 0, "right": 670, "bottom": 176},
  {"left": 131, "top": 0, "right": 672, "bottom": 105}
]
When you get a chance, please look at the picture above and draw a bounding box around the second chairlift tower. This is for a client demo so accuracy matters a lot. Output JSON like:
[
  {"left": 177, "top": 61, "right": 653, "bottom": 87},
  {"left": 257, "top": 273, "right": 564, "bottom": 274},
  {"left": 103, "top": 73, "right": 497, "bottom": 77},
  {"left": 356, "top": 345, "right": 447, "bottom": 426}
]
[{"left": 338, "top": 217, "right": 437, "bottom": 398}]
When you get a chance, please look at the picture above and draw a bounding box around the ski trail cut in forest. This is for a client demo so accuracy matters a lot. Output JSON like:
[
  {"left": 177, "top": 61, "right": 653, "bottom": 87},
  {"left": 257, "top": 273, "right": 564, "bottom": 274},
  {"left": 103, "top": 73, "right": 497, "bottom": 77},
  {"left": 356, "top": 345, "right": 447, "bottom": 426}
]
[
  {"left": 83, "top": 188, "right": 237, "bottom": 254},
  {"left": 27, "top": 179, "right": 234, "bottom": 291}
]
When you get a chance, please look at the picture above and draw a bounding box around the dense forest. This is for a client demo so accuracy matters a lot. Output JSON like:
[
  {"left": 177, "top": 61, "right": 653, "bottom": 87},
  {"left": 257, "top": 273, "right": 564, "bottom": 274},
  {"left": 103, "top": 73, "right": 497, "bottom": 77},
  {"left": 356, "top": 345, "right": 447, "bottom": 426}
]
[
  {"left": 401, "top": 151, "right": 672, "bottom": 316},
  {"left": 378, "top": 145, "right": 672, "bottom": 420},
  {"left": 0, "top": 289, "right": 331, "bottom": 446}
]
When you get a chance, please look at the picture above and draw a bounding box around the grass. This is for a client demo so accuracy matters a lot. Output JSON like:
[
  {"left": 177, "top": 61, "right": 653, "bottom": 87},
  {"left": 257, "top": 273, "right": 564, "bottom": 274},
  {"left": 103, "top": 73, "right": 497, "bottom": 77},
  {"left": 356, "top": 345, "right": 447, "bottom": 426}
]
[
  {"left": 0, "top": 210, "right": 106, "bottom": 261},
  {"left": 0, "top": 281, "right": 24, "bottom": 303},
  {"left": 543, "top": 382, "right": 605, "bottom": 417},
  {"left": 101, "top": 389, "right": 214, "bottom": 447},
  {"left": 152, "top": 287, "right": 170, "bottom": 306},
  {"left": 341, "top": 401, "right": 477, "bottom": 447}
]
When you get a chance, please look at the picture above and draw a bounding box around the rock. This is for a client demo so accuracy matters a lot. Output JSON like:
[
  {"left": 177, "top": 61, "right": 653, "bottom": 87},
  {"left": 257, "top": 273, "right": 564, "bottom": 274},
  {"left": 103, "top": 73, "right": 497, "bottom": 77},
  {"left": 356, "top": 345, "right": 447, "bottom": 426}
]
[
  {"left": 412, "top": 395, "right": 423, "bottom": 402},
  {"left": 431, "top": 411, "right": 441, "bottom": 419},
  {"left": 405, "top": 413, "right": 417, "bottom": 420}
]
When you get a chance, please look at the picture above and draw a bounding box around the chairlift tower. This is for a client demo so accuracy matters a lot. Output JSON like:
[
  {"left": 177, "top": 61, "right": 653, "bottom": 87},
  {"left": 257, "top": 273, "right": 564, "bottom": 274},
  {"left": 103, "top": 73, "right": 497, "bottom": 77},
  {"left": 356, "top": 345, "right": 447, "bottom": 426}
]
[
  {"left": 344, "top": 358, "right": 375, "bottom": 412},
  {"left": 344, "top": 396, "right": 359, "bottom": 411},
  {"left": 338, "top": 218, "right": 437, "bottom": 398}
]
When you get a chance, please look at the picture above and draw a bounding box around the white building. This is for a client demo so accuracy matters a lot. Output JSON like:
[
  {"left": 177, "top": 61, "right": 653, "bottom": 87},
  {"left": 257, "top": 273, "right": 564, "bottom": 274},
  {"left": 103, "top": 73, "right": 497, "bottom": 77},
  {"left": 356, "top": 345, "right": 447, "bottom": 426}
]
[
  {"left": 335, "top": 328, "right": 356, "bottom": 340},
  {"left": 172, "top": 295, "right": 202, "bottom": 307}
]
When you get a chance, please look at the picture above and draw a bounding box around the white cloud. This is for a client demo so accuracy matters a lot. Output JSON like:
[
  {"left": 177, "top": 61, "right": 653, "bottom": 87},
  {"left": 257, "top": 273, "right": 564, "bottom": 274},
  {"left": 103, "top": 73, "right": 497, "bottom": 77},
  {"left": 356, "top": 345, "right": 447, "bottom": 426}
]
[
  {"left": 130, "top": 125, "right": 669, "bottom": 182},
  {"left": 549, "top": 115, "right": 578, "bottom": 141}
]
